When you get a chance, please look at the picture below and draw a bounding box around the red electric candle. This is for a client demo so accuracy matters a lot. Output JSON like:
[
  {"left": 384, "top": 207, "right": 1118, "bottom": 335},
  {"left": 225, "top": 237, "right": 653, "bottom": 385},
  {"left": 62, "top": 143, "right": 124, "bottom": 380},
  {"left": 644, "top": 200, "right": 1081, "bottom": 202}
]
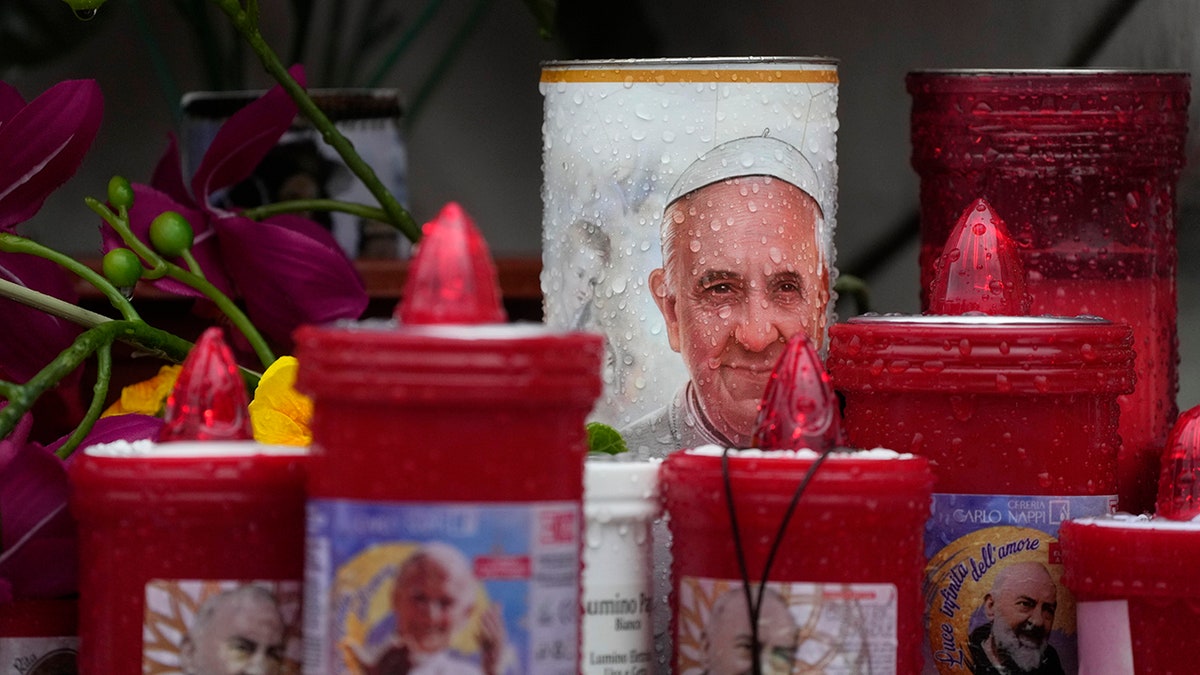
[
  {"left": 909, "top": 69, "right": 1190, "bottom": 515},
  {"left": 829, "top": 202, "right": 1136, "bottom": 674},
  {"left": 0, "top": 599, "right": 77, "bottom": 668},
  {"left": 662, "top": 450, "right": 933, "bottom": 674},
  {"left": 662, "top": 336, "right": 933, "bottom": 673},
  {"left": 296, "top": 203, "right": 603, "bottom": 675},
  {"left": 70, "top": 330, "right": 308, "bottom": 674},
  {"left": 1060, "top": 515, "right": 1200, "bottom": 674},
  {"left": 751, "top": 334, "right": 841, "bottom": 452}
]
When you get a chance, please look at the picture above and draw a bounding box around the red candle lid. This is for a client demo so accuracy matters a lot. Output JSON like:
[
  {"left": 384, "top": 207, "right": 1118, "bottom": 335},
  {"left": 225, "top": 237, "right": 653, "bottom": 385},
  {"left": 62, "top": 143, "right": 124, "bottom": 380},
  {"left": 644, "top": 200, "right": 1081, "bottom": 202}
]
[
  {"left": 927, "top": 198, "right": 1029, "bottom": 316},
  {"left": 751, "top": 335, "right": 841, "bottom": 452},
  {"left": 395, "top": 202, "right": 506, "bottom": 325},
  {"left": 1156, "top": 405, "right": 1200, "bottom": 520},
  {"left": 159, "top": 327, "right": 253, "bottom": 442},
  {"left": 829, "top": 315, "right": 1135, "bottom": 395},
  {"left": 1060, "top": 515, "right": 1200, "bottom": 599}
]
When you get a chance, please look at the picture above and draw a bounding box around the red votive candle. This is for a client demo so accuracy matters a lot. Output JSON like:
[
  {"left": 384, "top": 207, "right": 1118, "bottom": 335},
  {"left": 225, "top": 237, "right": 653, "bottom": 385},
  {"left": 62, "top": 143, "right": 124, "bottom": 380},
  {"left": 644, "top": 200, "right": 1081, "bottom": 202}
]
[
  {"left": 908, "top": 69, "right": 1190, "bottom": 515},
  {"left": 830, "top": 315, "right": 1135, "bottom": 674},
  {"left": 0, "top": 599, "right": 77, "bottom": 667},
  {"left": 295, "top": 324, "right": 603, "bottom": 674},
  {"left": 296, "top": 201, "right": 604, "bottom": 675},
  {"left": 70, "top": 441, "right": 308, "bottom": 674},
  {"left": 1059, "top": 515, "right": 1200, "bottom": 674},
  {"left": 661, "top": 447, "right": 933, "bottom": 673}
]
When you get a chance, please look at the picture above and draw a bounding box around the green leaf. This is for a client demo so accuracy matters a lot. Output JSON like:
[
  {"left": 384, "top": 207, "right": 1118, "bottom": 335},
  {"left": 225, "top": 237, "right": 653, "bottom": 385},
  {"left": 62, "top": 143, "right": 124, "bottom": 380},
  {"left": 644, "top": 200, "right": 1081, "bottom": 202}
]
[
  {"left": 587, "top": 422, "right": 628, "bottom": 456},
  {"left": 520, "top": 0, "right": 555, "bottom": 40}
]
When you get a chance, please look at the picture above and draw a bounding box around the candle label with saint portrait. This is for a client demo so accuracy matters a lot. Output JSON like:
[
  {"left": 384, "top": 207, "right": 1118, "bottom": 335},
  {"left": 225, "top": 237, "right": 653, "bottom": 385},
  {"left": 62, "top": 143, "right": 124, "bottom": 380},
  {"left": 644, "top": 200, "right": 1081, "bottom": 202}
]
[
  {"left": 304, "top": 500, "right": 579, "bottom": 675},
  {"left": 674, "top": 576, "right": 899, "bottom": 674},
  {"left": 540, "top": 58, "right": 839, "bottom": 456},
  {"left": 141, "top": 579, "right": 303, "bottom": 674},
  {"left": 0, "top": 639, "right": 77, "bottom": 674},
  {"left": 923, "top": 493, "right": 1116, "bottom": 675}
]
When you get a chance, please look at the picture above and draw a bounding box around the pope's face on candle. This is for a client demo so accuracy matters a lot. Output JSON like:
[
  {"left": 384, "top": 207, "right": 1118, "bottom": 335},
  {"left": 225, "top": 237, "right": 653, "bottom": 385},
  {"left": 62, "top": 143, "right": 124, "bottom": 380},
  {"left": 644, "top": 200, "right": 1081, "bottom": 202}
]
[
  {"left": 393, "top": 551, "right": 476, "bottom": 655},
  {"left": 181, "top": 586, "right": 286, "bottom": 675},
  {"left": 651, "top": 176, "right": 828, "bottom": 445},
  {"left": 703, "top": 588, "right": 797, "bottom": 675},
  {"left": 982, "top": 561, "right": 1058, "bottom": 673}
]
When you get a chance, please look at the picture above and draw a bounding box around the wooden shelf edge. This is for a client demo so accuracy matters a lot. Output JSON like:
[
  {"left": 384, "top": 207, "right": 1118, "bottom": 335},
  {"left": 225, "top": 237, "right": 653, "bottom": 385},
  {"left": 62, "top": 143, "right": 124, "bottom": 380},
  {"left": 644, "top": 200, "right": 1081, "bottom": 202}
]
[{"left": 75, "top": 256, "right": 545, "bottom": 302}]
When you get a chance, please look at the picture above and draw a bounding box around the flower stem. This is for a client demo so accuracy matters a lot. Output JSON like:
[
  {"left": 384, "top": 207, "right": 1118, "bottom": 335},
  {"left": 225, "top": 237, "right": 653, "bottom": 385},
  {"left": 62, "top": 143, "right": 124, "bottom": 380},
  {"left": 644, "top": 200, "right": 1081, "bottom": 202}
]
[
  {"left": 0, "top": 279, "right": 193, "bottom": 365},
  {"left": 165, "top": 265, "right": 276, "bottom": 369},
  {"left": 0, "top": 278, "right": 112, "bottom": 329},
  {"left": 0, "top": 233, "right": 139, "bottom": 321},
  {"left": 240, "top": 198, "right": 389, "bottom": 223},
  {"left": 210, "top": 0, "right": 422, "bottom": 244},
  {"left": 85, "top": 197, "right": 171, "bottom": 282},
  {"left": 0, "top": 322, "right": 142, "bottom": 441},
  {"left": 85, "top": 197, "right": 270, "bottom": 364},
  {"left": 55, "top": 343, "right": 113, "bottom": 459}
]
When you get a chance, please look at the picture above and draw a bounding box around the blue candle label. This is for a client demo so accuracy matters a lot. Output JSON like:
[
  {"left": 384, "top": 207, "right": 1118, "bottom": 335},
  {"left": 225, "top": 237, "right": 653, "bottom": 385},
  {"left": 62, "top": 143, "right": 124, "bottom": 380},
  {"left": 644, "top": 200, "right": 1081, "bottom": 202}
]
[
  {"left": 675, "top": 576, "right": 899, "bottom": 674},
  {"left": 922, "top": 493, "right": 1116, "bottom": 675},
  {"left": 304, "top": 500, "right": 580, "bottom": 675},
  {"left": 141, "top": 579, "right": 303, "bottom": 674},
  {"left": 0, "top": 638, "right": 77, "bottom": 674}
]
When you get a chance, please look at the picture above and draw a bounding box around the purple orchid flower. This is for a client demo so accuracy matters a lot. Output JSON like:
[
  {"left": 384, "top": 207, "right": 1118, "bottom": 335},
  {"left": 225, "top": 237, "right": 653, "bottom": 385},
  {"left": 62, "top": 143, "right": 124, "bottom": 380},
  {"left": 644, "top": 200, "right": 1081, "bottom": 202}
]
[
  {"left": 0, "top": 79, "right": 103, "bottom": 232},
  {"left": 101, "top": 66, "right": 368, "bottom": 351},
  {"left": 0, "top": 412, "right": 161, "bottom": 602},
  {"left": 0, "top": 412, "right": 73, "bottom": 603},
  {"left": 0, "top": 79, "right": 103, "bottom": 431}
]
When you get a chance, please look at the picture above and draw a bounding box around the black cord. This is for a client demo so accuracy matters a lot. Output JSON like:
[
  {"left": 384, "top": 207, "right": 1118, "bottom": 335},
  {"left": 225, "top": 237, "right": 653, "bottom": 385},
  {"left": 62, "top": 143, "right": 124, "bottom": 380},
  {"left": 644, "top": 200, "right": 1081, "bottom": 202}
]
[{"left": 722, "top": 446, "right": 835, "bottom": 675}]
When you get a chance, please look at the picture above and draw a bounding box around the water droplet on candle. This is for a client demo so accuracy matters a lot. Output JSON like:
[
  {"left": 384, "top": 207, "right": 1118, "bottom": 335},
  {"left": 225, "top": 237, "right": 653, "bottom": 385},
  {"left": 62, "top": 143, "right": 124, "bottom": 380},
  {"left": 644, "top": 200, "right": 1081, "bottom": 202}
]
[{"left": 995, "top": 374, "right": 1012, "bottom": 392}]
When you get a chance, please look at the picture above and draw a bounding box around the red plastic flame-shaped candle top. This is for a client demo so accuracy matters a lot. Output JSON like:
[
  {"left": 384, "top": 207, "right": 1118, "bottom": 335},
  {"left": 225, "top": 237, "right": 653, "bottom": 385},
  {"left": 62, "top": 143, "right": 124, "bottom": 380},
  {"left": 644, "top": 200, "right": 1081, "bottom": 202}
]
[
  {"left": 396, "top": 202, "right": 507, "bottom": 324},
  {"left": 928, "top": 198, "right": 1030, "bottom": 316},
  {"left": 751, "top": 334, "right": 841, "bottom": 452},
  {"left": 1156, "top": 405, "right": 1200, "bottom": 520},
  {"left": 159, "top": 327, "right": 253, "bottom": 442}
]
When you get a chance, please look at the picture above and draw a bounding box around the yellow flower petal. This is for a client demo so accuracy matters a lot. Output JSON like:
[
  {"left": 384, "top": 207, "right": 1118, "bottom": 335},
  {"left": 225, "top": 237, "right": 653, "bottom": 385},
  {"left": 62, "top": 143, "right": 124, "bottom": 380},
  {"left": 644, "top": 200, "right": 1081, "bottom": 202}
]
[
  {"left": 101, "top": 365, "right": 182, "bottom": 418},
  {"left": 249, "top": 356, "right": 313, "bottom": 446},
  {"left": 250, "top": 407, "right": 313, "bottom": 446}
]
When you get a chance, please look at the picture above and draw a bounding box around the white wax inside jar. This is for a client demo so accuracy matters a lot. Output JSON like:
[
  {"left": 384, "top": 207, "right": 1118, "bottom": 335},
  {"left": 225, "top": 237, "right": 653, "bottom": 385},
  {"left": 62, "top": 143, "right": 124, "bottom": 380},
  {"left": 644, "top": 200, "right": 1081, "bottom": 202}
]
[
  {"left": 83, "top": 439, "right": 307, "bottom": 458},
  {"left": 686, "top": 444, "right": 913, "bottom": 460},
  {"left": 1072, "top": 514, "right": 1200, "bottom": 530}
]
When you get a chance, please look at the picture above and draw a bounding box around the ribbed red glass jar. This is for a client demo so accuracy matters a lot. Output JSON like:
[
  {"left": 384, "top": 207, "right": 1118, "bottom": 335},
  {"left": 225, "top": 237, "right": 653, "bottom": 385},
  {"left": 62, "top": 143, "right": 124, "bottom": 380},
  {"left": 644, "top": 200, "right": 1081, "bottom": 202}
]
[
  {"left": 908, "top": 69, "right": 1190, "bottom": 515},
  {"left": 830, "top": 315, "right": 1134, "bottom": 494},
  {"left": 661, "top": 448, "right": 933, "bottom": 673}
]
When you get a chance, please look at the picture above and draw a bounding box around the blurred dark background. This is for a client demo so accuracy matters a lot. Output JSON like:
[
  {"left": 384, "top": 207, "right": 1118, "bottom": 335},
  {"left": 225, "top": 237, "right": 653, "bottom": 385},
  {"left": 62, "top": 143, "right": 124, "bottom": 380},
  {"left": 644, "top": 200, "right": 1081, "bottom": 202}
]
[{"left": 4, "top": 0, "right": 1199, "bottom": 405}]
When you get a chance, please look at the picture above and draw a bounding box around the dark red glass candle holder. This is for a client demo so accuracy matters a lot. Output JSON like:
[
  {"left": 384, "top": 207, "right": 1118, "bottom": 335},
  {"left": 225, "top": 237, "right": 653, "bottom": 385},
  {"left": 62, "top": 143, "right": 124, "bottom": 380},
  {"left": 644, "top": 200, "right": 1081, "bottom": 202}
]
[{"left": 908, "top": 69, "right": 1190, "bottom": 515}]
